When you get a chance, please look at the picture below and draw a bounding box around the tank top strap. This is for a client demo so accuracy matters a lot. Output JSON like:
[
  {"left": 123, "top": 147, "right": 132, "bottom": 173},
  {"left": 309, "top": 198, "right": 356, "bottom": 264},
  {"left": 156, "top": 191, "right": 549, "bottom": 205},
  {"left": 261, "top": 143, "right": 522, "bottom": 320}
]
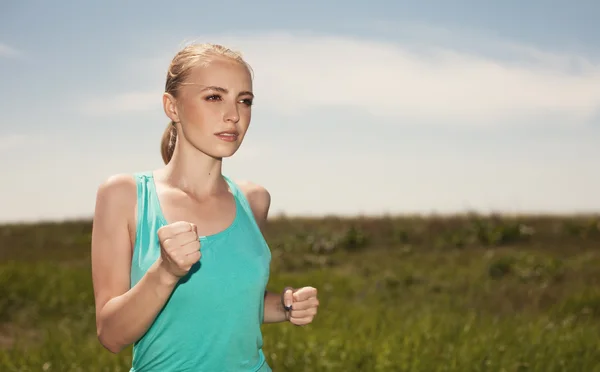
[
  {"left": 133, "top": 171, "right": 152, "bottom": 227},
  {"left": 130, "top": 171, "right": 159, "bottom": 282},
  {"left": 222, "top": 175, "right": 262, "bottom": 233}
]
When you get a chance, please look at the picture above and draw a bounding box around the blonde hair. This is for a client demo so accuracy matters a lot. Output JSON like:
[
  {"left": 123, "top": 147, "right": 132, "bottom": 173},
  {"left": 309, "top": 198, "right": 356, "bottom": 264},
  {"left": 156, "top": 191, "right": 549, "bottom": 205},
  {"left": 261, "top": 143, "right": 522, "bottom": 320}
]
[{"left": 160, "top": 43, "right": 253, "bottom": 164}]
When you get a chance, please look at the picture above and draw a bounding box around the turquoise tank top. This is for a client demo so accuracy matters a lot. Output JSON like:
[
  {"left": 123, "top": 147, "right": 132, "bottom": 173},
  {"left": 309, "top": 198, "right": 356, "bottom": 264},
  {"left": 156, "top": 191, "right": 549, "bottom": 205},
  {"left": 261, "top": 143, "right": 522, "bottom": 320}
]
[{"left": 129, "top": 172, "right": 272, "bottom": 372}]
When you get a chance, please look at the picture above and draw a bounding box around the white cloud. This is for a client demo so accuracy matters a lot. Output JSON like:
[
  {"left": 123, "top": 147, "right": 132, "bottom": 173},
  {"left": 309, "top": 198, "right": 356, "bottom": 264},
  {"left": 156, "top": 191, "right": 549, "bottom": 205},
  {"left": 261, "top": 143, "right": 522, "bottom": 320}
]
[
  {"left": 230, "top": 33, "right": 600, "bottom": 125},
  {"left": 0, "top": 43, "right": 22, "bottom": 58},
  {"left": 79, "top": 30, "right": 600, "bottom": 127}
]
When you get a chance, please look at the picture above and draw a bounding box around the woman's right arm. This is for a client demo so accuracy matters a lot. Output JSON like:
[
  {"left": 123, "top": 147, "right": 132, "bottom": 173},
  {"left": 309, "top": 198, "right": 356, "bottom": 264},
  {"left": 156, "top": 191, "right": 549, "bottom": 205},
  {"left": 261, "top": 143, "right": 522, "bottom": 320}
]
[{"left": 91, "top": 174, "right": 179, "bottom": 353}]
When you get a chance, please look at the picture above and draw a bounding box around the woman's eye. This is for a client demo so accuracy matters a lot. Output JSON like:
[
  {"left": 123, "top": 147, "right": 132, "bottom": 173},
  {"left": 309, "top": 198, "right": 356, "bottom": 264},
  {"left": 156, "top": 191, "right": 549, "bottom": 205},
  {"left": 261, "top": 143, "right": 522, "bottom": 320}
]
[
  {"left": 204, "top": 94, "right": 252, "bottom": 106},
  {"left": 205, "top": 95, "right": 221, "bottom": 101}
]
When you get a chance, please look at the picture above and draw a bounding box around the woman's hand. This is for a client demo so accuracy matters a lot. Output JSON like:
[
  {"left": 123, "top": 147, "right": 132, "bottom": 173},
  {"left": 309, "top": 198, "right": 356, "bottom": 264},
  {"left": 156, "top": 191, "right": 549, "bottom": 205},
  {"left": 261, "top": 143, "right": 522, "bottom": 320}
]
[{"left": 282, "top": 286, "right": 319, "bottom": 326}]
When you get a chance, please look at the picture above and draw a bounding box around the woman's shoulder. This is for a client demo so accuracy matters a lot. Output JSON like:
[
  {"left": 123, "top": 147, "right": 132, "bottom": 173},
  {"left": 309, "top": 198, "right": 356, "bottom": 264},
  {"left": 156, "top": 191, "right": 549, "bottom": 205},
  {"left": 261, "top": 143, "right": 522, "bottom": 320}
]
[
  {"left": 95, "top": 173, "right": 138, "bottom": 211},
  {"left": 231, "top": 179, "right": 271, "bottom": 226}
]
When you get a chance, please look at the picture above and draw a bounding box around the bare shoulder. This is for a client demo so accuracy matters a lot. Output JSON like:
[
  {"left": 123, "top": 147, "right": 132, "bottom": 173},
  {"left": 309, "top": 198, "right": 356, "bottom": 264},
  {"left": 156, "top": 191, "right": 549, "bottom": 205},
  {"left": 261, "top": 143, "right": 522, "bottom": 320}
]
[
  {"left": 93, "top": 173, "right": 138, "bottom": 235},
  {"left": 95, "top": 173, "right": 137, "bottom": 208},
  {"left": 234, "top": 180, "right": 271, "bottom": 226},
  {"left": 92, "top": 173, "right": 138, "bottom": 255}
]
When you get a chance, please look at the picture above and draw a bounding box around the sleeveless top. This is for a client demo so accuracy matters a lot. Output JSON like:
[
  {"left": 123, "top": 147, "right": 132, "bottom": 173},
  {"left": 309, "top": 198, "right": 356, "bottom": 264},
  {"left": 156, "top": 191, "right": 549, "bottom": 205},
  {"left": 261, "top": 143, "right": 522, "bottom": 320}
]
[{"left": 129, "top": 172, "right": 272, "bottom": 372}]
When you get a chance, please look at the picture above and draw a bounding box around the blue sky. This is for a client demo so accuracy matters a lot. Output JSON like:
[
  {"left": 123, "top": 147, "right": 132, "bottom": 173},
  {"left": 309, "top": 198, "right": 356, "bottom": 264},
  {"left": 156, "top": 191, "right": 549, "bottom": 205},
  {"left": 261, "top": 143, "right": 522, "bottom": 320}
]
[{"left": 1, "top": 0, "right": 599, "bottom": 222}]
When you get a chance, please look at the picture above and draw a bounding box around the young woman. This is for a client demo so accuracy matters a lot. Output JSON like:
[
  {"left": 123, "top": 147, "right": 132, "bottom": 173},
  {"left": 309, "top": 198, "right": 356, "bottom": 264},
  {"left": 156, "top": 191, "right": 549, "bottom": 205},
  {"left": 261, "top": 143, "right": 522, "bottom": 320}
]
[{"left": 90, "top": 43, "right": 319, "bottom": 372}]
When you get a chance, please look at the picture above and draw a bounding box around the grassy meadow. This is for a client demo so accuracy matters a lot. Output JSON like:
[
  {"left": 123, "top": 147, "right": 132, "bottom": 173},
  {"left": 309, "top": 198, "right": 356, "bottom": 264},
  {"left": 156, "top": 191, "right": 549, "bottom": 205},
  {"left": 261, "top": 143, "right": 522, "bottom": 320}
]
[{"left": 0, "top": 214, "right": 599, "bottom": 371}]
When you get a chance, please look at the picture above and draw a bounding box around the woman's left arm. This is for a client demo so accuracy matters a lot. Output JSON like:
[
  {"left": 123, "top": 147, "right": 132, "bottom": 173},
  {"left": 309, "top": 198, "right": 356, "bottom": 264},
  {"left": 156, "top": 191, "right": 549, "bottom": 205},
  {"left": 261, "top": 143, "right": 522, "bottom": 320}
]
[{"left": 238, "top": 181, "right": 319, "bottom": 325}]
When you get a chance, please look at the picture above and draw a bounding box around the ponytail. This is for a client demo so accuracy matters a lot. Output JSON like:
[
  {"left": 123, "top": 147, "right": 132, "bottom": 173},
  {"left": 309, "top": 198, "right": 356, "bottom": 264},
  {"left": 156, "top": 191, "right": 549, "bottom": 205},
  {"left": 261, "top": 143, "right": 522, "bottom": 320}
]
[{"left": 160, "top": 121, "right": 177, "bottom": 164}]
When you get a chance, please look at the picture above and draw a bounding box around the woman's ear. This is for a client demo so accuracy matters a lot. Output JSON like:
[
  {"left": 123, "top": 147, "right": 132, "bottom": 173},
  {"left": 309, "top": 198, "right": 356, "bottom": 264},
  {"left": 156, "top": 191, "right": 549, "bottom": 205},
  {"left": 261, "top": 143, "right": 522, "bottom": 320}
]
[{"left": 163, "top": 92, "right": 179, "bottom": 123}]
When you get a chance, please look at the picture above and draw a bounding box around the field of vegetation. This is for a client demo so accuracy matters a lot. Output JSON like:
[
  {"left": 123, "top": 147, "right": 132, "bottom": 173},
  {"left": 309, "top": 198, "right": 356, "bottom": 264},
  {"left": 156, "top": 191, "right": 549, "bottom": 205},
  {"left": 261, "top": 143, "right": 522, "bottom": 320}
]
[{"left": 0, "top": 214, "right": 599, "bottom": 371}]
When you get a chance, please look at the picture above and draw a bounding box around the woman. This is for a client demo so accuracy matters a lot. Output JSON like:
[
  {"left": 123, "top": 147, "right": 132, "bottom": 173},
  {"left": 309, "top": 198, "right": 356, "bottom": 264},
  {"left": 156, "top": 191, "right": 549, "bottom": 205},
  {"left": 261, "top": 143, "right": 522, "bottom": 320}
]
[{"left": 90, "top": 43, "right": 319, "bottom": 371}]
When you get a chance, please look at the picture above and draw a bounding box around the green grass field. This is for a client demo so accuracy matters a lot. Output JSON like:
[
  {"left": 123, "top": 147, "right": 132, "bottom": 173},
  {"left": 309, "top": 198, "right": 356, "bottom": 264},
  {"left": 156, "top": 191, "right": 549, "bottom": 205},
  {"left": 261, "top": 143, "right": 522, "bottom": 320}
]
[{"left": 1, "top": 214, "right": 599, "bottom": 371}]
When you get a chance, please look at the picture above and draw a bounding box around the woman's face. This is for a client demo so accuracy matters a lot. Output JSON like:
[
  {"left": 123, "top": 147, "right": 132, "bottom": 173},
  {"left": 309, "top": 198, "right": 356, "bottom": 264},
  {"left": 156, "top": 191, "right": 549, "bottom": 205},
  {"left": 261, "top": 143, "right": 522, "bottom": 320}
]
[{"left": 165, "top": 56, "right": 254, "bottom": 159}]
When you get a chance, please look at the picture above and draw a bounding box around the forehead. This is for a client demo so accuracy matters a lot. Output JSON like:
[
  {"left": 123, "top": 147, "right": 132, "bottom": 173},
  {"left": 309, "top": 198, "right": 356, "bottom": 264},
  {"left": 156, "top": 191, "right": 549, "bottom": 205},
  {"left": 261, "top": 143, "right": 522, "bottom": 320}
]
[{"left": 185, "top": 57, "right": 252, "bottom": 91}]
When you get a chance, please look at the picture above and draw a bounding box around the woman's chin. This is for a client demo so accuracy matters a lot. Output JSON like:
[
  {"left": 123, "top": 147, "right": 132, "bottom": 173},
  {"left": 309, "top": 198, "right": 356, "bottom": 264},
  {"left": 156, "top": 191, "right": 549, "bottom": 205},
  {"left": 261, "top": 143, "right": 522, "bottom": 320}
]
[{"left": 206, "top": 143, "right": 243, "bottom": 159}]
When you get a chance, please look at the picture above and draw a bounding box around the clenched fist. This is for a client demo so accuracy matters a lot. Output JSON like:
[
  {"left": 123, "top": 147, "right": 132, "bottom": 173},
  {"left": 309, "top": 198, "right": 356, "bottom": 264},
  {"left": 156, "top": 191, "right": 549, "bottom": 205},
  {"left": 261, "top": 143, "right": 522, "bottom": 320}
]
[
  {"left": 282, "top": 286, "right": 319, "bottom": 326},
  {"left": 157, "top": 221, "right": 201, "bottom": 279}
]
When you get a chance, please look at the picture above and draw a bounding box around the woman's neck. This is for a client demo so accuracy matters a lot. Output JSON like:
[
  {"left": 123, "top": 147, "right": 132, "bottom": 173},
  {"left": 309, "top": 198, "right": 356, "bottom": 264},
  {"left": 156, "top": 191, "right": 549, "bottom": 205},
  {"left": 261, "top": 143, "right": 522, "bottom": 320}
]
[{"left": 158, "top": 145, "right": 228, "bottom": 199}]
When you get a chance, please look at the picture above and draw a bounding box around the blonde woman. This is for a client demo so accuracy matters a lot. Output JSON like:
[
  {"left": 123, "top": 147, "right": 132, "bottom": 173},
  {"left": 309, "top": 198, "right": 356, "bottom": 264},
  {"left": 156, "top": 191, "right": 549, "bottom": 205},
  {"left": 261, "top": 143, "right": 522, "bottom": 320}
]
[{"left": 91, "top": 43, "right": 319, "bottom": 371}]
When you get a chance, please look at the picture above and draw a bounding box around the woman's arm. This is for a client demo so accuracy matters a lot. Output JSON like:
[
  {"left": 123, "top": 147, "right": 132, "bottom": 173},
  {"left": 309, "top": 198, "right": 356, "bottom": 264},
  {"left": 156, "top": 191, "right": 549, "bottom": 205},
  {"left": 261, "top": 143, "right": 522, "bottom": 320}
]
[
  {"left": 263, "top": 291, "right": 289, "bottom": 323},
  {"left": 91, "top": 174, "right": 180, "bottom": 353}
]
